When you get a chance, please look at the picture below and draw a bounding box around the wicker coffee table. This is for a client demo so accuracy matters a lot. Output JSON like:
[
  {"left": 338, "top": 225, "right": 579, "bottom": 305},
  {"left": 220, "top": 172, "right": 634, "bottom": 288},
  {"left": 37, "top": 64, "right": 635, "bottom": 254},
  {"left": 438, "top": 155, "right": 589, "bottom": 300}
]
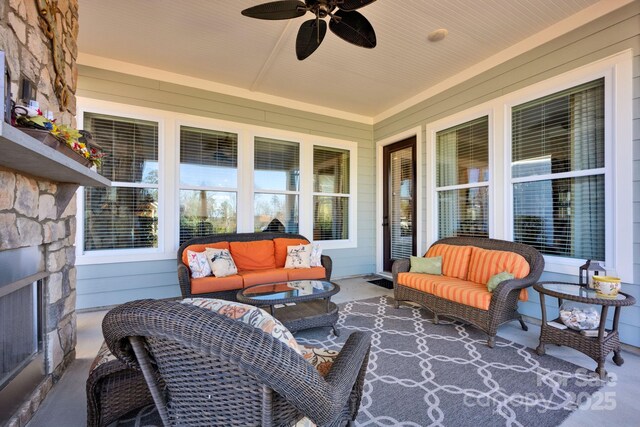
[
  {"left": 533, "top": 281, "right": 636, "bottom": 379},
  {"left": 237, "top": 280, "right": 340, "bottom": 336}
]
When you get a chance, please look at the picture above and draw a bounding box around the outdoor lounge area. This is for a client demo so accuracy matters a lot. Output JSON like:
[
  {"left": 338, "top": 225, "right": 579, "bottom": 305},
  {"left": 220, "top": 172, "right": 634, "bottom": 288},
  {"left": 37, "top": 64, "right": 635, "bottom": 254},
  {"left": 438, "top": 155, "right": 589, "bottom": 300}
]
[{"left": 1, "top": 1, "right": 639, "bottom": 426}]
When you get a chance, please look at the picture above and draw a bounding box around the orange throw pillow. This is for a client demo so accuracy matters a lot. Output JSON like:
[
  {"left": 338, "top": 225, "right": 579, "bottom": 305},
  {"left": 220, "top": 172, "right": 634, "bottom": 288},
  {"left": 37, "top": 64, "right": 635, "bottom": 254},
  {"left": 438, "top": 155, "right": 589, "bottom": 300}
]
[
  {"left": 181, "top": 241, "right": 230, "bottom": 266},
  {"left": 467, "top": 247, "right": 530, "bottom": 285},
  {"left": 230, "top": 240, "right": 276, "bottom": 271},
  {"left": 274, "top": 238, "right": 309, "bottom": 267},
  {"left": 425, "top": 244, "right": 473, "bottom": 280}
]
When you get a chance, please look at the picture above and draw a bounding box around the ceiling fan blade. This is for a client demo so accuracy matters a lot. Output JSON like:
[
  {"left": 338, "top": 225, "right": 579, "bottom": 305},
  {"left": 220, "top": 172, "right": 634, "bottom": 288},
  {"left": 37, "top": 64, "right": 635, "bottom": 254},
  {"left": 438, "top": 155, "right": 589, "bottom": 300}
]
[
  {"left": 329, "top": 10, "right": 376, "bottom": 48},
  {"left": 296, "top": 19, "right": 327, "bottom": 60},
  {"left": 241, "top": 1, "right": 306, "bottom": 20},
  {"left": 338, "top": 0, "right": 377, "bottom": 11}
]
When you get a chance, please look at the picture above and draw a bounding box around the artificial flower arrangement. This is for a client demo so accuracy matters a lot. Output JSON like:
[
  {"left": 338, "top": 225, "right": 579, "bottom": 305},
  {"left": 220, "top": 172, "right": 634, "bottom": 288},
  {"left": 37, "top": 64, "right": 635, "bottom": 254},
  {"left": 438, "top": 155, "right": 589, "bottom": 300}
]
[{"left": 13, "top": 104, "right": 106, "bottom": 167}]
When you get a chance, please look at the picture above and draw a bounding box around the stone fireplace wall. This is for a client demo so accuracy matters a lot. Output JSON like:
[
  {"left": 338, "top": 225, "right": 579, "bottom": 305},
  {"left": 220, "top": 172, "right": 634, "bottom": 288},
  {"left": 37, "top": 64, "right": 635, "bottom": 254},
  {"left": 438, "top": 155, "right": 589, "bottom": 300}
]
[{"left": 0, "top": 1, "right": 80, "bottom": 426}]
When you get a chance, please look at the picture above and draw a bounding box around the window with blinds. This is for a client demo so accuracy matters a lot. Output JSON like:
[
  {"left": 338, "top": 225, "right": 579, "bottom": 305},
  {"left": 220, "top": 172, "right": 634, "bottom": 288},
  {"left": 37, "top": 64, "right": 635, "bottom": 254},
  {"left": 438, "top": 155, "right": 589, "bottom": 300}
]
[
  {"left": 253, "top": 137, "right": 300, "bottom": 233},
  {"left": 179, "top": 126, "right": 238, "bottom": 244},
  {"left": 435, "top": 116, "right": 489, "bottom": 238},
  {"left": 511, "top": 79, "right": 604, "bottom": 260},
  {"left": 83, "top": 113, "right": 159, "bottom": 250},
  {"left": 313, "top": 146, "right": 350, "bottom": 240}
]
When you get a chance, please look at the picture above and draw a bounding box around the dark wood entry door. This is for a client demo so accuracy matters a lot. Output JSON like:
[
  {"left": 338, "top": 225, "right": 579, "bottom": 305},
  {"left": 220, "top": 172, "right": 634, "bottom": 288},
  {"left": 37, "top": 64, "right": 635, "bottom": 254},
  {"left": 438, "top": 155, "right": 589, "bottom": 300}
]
[{"left": 382, "top": 137, "right": 417, "bottom": 272}]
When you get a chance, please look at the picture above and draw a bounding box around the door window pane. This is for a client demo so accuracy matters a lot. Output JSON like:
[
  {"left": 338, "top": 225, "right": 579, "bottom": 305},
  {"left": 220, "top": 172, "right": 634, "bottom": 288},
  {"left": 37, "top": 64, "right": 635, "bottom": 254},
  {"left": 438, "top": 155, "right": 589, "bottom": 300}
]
[{"left": 390, "top": 146, "right": 414, "bottom": 260}]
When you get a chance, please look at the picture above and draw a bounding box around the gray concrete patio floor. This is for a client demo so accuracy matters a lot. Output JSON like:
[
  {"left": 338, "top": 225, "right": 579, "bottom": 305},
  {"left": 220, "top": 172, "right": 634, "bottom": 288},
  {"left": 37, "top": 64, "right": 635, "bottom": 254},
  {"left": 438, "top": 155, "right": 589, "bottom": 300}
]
[{"left": 27, "top": 277, "right": 639, "bottom": 426}]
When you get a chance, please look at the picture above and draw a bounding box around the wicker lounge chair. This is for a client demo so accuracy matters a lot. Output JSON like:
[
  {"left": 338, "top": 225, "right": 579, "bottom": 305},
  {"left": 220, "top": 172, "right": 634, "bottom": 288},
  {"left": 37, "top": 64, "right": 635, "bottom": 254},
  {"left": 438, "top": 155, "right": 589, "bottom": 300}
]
[
  {"left": 102, "top": 299, "right": 370, "bottom": 426},
  {"left": 393, "top": 237, "right": 544, "bottom": 347}
]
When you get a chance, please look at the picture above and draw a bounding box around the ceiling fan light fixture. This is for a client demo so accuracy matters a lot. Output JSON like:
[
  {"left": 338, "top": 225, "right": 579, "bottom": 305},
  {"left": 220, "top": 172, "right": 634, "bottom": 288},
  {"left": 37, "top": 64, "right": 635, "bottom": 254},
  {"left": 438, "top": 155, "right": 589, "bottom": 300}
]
[{"left": 427, "top": 28, "right": 448, "bottom": 42}]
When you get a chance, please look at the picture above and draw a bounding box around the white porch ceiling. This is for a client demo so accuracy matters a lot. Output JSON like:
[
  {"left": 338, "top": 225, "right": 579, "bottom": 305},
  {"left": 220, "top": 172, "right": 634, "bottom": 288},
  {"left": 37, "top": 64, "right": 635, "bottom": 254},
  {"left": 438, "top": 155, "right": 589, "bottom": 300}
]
[{"left": 77, "top": 0, "right": 618, "bottom": 119}]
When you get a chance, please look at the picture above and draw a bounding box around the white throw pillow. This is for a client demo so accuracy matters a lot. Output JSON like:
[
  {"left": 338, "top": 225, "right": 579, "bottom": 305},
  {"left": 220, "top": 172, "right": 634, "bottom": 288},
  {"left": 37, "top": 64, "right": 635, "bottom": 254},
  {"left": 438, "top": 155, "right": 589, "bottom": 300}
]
[
  {"left": 285, "top": 244, "right": 311, "bottom": 269},
  {"left": 186, "top": 250, "right": 212, "bottom": 278},
  {"left": 205, "top": 248, "right": 238, "bottom": 277},
  {"left": 309, "top": 243, "right": 322, "bottom": 267}
]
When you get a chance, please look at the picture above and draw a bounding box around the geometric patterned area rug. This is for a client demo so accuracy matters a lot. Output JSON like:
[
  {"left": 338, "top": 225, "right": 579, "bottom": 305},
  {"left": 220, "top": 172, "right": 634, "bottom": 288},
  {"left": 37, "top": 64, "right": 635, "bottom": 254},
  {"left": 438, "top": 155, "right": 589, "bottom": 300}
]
[{"left": 295, "top": 296, "right": 606, "bottom": 427}]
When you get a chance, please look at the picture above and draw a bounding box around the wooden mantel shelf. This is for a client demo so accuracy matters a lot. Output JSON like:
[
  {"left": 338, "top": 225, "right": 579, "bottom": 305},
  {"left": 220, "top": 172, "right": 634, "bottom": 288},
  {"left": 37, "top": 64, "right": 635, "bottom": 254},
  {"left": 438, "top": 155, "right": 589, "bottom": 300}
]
[{"left": 0, "top": 123, "right": 110, "bottom": 187}]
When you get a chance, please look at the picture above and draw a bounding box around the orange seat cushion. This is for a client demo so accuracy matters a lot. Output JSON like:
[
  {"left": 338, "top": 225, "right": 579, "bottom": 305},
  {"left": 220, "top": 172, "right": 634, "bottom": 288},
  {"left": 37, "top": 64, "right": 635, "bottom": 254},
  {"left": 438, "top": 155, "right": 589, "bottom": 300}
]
[
  {"left": 398, "top": 273, "right": 474, "bottom": 295},
  {"left": 286, "top": 267, "right": 326, "bottom": 281},
  {"left": 467, "top": 247, "right": 531, "bottom": 285},
  {"left": 433, "top": 280, "right": 494, "bottom": 310},
  {"left": 238, "top": 268, "right": 288, "bottom": 287},
  {"left": 181, "top": 241, "right": 229, "bottom": 266},
  {"left": 425, "top": 244, "right": 473, "bottom": 280},
  {"left": 274, "top": 238, "right": 310, "bottom": 267},
  {"left": 190, "top": 275, "right": 243, "bottom": 295},
  {"left": 399, "top": 272, "right": 528, "bottom": 306},
  {"left": 230, "top": 240, "right": 276, "bottom": 271}
]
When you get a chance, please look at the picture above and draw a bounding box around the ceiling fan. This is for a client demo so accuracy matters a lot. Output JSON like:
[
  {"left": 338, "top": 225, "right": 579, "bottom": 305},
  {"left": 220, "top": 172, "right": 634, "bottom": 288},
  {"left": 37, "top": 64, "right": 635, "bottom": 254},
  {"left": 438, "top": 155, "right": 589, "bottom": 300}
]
[{"left": 241, "top": 0, "right": 377, "bottom": 60}]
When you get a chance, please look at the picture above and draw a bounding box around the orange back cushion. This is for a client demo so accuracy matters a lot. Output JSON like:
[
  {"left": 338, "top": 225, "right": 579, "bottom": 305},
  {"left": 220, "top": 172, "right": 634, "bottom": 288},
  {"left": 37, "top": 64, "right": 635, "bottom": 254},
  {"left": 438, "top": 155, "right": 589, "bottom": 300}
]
[
  {"left": 274, "top": 238, "right": 309, "bottom": 268},
  {"left": 230, "top": 240, "right": 276, "bottom": 271},
  {"left": 181, "top": 241, "right": 229, "bottom": 266},
  {"left": 467, "top": 247, "right": 531, "bottom": 285},
  {"left": 425, "top": 244, "right": 473, "bottom": 280}
]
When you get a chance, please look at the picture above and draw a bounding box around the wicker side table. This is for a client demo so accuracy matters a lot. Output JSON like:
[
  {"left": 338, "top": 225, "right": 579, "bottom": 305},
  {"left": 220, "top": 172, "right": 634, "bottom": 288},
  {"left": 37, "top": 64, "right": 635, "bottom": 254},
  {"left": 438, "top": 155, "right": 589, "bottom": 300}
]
[{"left": 533, "top": 281, "right": 636, "bottom": 379}]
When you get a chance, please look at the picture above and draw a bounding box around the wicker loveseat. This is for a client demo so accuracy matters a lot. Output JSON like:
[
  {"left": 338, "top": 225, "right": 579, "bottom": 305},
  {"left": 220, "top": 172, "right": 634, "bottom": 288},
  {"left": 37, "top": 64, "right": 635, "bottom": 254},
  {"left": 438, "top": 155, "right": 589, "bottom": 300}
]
[
  {"left": 177, "top": 232, "right": 332, "bottom": 301},
  {"left": 393, "top": 237, "right": 544, "bottom": 347},
  {"left": 100, "top": 299, "right": 371, "bottom": 426}
]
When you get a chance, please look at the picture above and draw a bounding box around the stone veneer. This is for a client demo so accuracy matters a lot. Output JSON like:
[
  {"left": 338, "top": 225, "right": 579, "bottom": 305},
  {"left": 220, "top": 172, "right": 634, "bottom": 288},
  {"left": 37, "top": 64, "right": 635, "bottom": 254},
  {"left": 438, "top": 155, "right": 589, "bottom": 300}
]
[{"left": 0, "top": 1, "right": 80, "bottom": 426}]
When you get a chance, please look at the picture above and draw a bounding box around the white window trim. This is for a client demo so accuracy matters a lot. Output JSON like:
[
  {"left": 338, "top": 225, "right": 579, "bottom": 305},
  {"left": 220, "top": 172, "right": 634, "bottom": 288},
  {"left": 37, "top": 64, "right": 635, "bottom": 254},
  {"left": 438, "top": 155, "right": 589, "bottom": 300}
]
[
  {"left": 76, "top": 99, "right": 173, "bottom": 265},
  {"left": 423, "top": 50, "right": 633, "bottom": 282},
  {"left": 503, "top": 51, "right": 633, "bottom": 281},
  {"left": 375, "top": 127, "right": 423, "bottom": 274},
  {"left": 75, "top": 98, "right": 358, "bottom": 264},
  {"left": 426, "top": 106, "right": 495, "bottom": 244}
]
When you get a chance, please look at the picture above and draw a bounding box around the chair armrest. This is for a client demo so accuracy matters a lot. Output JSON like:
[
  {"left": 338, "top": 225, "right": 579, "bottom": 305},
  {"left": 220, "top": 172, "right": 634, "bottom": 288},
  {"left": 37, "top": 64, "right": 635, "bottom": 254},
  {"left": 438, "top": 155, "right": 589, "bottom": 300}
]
[
  {"left": 321, "top": 255, "right": 333, "bottom": 280},
  {"left": 177, "top": 262, "right": 192, "bottom": 298},
  {"left": 392, "top": 259, "right": 411, "bottom": 288}
]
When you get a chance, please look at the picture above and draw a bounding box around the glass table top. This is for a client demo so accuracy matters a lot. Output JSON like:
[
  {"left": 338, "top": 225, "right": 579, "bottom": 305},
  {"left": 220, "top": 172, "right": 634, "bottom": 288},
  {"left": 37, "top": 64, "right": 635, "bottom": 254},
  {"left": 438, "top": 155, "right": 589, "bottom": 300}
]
[
  {"left": 241, "top": 280, "right": 335, "bottom": 301},
  {"left": 537, "top": 282, "right": 627, "bottom": 301}
]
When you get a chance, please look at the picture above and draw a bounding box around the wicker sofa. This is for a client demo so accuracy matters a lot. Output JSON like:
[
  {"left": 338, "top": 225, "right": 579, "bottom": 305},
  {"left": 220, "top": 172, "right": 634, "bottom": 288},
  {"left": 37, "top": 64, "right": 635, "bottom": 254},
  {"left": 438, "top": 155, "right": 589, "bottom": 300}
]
[
  {"left": 392, "top": 237, "right": 544, "bottom": 347},
  {"left": 177, "top": 232, "right": 332, "bottom": 301}
]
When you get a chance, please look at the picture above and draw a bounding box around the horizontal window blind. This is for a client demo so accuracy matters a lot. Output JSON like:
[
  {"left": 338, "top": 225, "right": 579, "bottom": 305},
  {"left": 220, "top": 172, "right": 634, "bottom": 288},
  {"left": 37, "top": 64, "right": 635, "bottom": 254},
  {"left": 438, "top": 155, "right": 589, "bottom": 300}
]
[
  {"left": 436, "top": 116, "right": 489, "bottom": 239},
  {"left": 179, "top": 190, "right": 236, "bottom": 244},
  {"left": 390, "top": 146, "right": 414, "bottom": 260},
  {"left": 84, "top": 187, "right": 158, "bottom": 250},
  {"left": 436, "top": 116, "right": 489, "bottom": 187},
  {"left": 255, "top": 138, "right": 299, "bottom": 192},
  {"left": 314, "top": 196, "right": 348, "bottom": 241},
  {"left": 180, "top": 126, "right": 237, "bottom": 188},
  {"left": 313, "top": 146, "right": 350, "bottom": 241},
  {"left": 254, "top": 193, "right": 299, "bottom": 233},
  {"left": 512, "top": 79, "right": 604, "bottom": 178},
  {"left": 84, "top": 113, "right": 159, "bottom": 184},
  {"left": 438, "top": 187, "right": 489, "bottom": 238},
  {"left": 513, "top": 176, "right": 604, "bottom": 260},
  {"left": 511, "top": 79, "right": 605, "bottom": 261},
  {"left": 314, "top": 147, "right": 350, "bottom": 194}
]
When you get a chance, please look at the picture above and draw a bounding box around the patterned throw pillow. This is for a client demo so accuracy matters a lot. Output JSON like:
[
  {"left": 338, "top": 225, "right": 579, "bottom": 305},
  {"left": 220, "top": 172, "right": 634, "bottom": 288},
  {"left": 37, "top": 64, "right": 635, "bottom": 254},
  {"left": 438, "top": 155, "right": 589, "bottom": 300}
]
[
  {"left": 285, "top": 244, "right": 311, "bottom": 269},
  {"left": 205, "top": 248, "right": 238, "bottom": 277},
  {"left": 182, "top": 298, "right": 301, "bottom": 354},
  {"left": 186, "top": 250, "right": 212, "bottom": 278},
  {"left": 309, "top": 243, "right": 322, "bottom": 267}
]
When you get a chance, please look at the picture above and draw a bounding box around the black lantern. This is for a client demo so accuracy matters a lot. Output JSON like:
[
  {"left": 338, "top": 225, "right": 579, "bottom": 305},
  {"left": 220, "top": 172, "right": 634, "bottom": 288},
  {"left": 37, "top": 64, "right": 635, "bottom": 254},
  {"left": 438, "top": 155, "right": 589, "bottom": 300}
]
[{"left": 579, "top": 260, "right": 606, "bottom": 288}]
